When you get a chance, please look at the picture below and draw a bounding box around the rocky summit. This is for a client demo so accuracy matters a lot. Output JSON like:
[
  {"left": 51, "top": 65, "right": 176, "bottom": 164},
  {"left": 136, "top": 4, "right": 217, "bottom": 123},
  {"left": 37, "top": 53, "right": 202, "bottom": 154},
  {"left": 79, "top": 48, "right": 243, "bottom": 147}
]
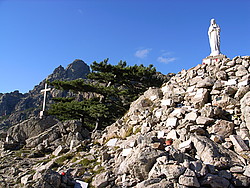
[{"left": 1, "top": 55, "right": 250, "bottom": 187}]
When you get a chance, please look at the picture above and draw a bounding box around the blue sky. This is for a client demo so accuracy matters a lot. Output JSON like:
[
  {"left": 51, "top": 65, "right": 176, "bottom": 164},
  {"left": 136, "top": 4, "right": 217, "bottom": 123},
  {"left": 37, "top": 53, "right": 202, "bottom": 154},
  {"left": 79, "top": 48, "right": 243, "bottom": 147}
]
[{"left": 0, "top": 0, "right": 249, "bottom": 93}]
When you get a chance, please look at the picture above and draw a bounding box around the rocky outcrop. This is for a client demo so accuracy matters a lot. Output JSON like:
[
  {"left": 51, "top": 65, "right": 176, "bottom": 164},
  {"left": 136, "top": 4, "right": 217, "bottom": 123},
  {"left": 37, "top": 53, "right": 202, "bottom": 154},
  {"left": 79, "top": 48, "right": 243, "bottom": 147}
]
[
  {"left": 0, "top": 59, "right": 90, "bottom": 129},
  {"left": 6, "top": 116, "right": 58, "bottom": 145},
  {"left": 91, "top": 55, "right": 250, "bottom": 187}
]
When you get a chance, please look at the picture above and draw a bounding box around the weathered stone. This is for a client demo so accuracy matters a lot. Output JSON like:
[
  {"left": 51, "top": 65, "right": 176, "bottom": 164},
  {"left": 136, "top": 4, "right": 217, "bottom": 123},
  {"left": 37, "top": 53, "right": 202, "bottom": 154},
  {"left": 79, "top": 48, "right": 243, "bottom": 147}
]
[
  {"left": 232, "top": 173, "right": 250, "bottom": 187},
  {"left": 191, "top": 134, "right": 244, "bottom": 167},
  {"left": 191, "top": 88, "right": 209, "bottom": 108},
  {"left": 36, "top": 169, "right": 61, "bottom": 188},
  {"left": 236, "top": 65, "right": 248, "bottom": 77},
  {"left": 157, "top": 131, "right": 165, "bottom": 138},
  {"left": 166, "top": 130, "right": 178, "bottom": 140},
  {"left": 161, "top": 99, "right": 173, "bottom": 106},
  {"left": 208, "top": 120, "right": 234, "bottom": 138},
  {"left": 178, "top": 175, "right": 200, "bottom": 187},
  {"left": 230, "top": 166, "right": 244, "bottom": 173},
  {"left": 74, "top": 180, "right": 88, "bottom": 188},
  {"left": 200, "top": 173, "right": 230, "bottom": 188},
  {"left": 190, "top": 125, "right": 206, "bottom": 135},
  {"left": 216, "top": 71, "right": 227, "bottom": 80},
  {"left": 106, "top": 138, "right": 118, "bottom": 147},
  {"left": 155, "top": 109, "right": 162, "bottom": 119},
  {"left": 229, "top": 135, "right": 249, "bottom": 152},
  {"left": 166, "top": 117, "right": 178, "bottom": 128},
  {"left": 224, "top": 86, "right": 238, "bottom": 96},
  {"left": 189, "top": 160, "right": 207, "bottom": 177},
  {"left": 238, "top": 80, "right": 249, "bottom": 87},
  {"left": 69, "top": 139, "right": 81, "bottom": 150},
  {"left": 118, "top": 146, "right": 165, "bottom": 180},
  {"left": 183, "top": 168, "right": 196, "bottom": 177},
  {"left": 218, "top": 170, "right": 232, "bottom": 179},
  {"left": 178, "top": 139, "right": 192, "bottom": 151},
  {"left": 210, "top": 89, "right": 221, "bottom": 95},
  {"left": 196, "top": 116, "right": 215, "bottom": 125},
  {"left": 226, "top": 60, "right": 235, "bottom": 66},
  {"left": 6, "top": 116, "right": 58, "bottom": 145},
  {"left": 210, "top": 135, "right": 223, "bottom": 143},
  {"left": 222, "top": 141, "right": 233, "bottom": 149},
  {"left": 213, "top": 80, "right": 224, "bottom": 90},
  {"left": 144, "top": 87, "right": 163, "bottom": 101},
  {"left": 136, "top": 178, "right": 173, "bottom": 188},
  {"left": 52, "top": 145, "right": 63, "bottom": 156},
  {"left": 21, "top": 174, "right": 33, "bottom": 185},
  {"left": 149, "top": 163, "right": 185, "bottom": 180},
  {"left": 241, "top": 91, "right": 250, "bottom": 132},
  {"left": 224, "top": 79, "right": 237, "bottom": 86},
  {"left": 243, "top": 165, "right": 250, "bottom": 177},
  {"left": 92, "top": 171, "right": 110, "bottom": 188},
  {"left": 196, "top": 77, "right": 214, "bottom": 88},
  {"left": 122, "top": 148, "right": 133, "bottom": 157},
  {"left": 184, "top": 112, "right": 198, "bottom": 122}
]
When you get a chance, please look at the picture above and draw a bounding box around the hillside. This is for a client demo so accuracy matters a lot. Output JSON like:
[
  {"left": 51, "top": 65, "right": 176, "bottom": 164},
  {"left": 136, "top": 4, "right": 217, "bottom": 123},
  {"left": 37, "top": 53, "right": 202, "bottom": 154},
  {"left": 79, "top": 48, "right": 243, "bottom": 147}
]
[{"left": 1, "top": 55, "right": 250, "bottom": 187}]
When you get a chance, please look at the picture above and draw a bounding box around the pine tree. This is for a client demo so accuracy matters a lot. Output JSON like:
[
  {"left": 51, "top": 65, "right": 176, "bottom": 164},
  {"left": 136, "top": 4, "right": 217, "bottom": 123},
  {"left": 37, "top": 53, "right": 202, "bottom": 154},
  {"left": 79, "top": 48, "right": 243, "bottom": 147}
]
[{"left": 48, "top": 59, "right": 167, "bottom": 130}]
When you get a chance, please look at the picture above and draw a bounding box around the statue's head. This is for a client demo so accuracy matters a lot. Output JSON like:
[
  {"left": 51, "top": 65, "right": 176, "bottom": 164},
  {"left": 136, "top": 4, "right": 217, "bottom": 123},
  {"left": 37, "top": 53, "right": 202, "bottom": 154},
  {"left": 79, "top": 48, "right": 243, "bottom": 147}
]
[{"left": 210, "top": 19, "right": 216, "bottom": 25}]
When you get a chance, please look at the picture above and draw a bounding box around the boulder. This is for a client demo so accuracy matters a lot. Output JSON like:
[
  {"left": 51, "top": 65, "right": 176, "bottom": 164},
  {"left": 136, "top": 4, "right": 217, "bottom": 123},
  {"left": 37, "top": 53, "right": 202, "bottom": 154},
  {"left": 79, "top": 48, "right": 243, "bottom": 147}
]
[
  {"left": 196, "top": 116, "right": 215, "bottom": 125},
  {"left": 200, "top": 173, "right": 230, "bottom": 188},
  {"left": 92, "top": 171, "right": 110, "bottom": 188},
  {"left": 191, "top": 134, "right": 244, "bottom": 167},
  {"left": 178, "top": 175, "right": 200, "bottom": 187},
  {"left": 149, "top": 163, "right": 185, "bottom": 180},
  {"left": 118, "top": 145, "right": 165, "bottom": 180},
  {"left": 196, "top": 77, "right": 214, "bottom": 88},
  {"left": 230, "top": 135, "right": 249, "bottom": 152},
  {"left": 241, "top": 91, "right": 250, "bottom": 132},
  {"left": 35, "top": 169, "right": 61, "bottom": 188},
  {"left": 6, "top": 116, "right": 58, "bottom": 144},
  {"left": 208, "top": 120, "right": 234, "bottom": 138},
  {"left": 232, "top": 173, "right": 250, "bottom": 187}
]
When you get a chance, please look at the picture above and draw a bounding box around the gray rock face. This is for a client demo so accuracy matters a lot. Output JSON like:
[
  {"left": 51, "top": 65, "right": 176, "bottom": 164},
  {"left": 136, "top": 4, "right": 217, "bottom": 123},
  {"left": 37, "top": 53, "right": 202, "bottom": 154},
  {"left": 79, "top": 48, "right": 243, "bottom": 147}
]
[
  {"left": 7, "top": 116, "right": 58, "bottom": 144},
  {"left": 64, "top": 59, "right": 90, "bottom": 80},
  {"left": 0, "top": 91, "right": 24, "bottom": 117}
]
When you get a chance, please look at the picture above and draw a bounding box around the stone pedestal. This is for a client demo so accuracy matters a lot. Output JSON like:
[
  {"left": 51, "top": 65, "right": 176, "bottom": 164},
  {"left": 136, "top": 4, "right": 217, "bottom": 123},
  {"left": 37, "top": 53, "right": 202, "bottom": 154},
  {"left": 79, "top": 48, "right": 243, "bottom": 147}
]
[{"left": 202, "top": 54, "right": 227, "bottom": 65}]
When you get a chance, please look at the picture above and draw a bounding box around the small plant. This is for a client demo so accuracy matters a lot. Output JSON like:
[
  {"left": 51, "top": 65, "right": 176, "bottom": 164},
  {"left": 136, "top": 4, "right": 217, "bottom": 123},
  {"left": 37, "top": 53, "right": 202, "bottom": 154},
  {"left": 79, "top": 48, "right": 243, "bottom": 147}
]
[
  {"left": 134, "top": 127, "right": 141, "bottom": 134},
  {"left": 14, "top": 149, "right": 31, "bottom": 158},
  {"left": 123, "top": 126, "right": 133, "bottom": 139},
  {"left": 55, "top": 153, "right": 74, "bottom": 165},
  {"left": 78, "top": 158, "right": 96, "bottom": 167}
]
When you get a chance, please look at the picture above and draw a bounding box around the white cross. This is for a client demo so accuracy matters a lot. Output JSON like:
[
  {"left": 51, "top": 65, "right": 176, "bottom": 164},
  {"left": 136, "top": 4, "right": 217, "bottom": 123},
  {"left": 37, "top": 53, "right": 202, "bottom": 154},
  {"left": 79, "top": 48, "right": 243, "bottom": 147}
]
[{"left": 40, "top": 82, "right": 51, "bottom": 119}]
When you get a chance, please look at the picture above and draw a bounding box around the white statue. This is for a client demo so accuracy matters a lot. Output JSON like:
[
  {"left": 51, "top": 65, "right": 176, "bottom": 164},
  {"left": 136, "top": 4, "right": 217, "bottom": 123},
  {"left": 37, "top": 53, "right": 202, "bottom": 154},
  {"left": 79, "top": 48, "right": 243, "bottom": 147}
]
[{"left": 208, "top": 19, "right": 221, "bottom": 56}]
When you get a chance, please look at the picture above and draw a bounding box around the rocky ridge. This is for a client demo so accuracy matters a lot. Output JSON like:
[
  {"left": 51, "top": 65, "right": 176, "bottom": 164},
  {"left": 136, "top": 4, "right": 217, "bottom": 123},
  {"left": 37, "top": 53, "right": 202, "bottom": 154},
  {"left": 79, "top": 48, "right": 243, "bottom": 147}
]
[
  {"left": 1, "top": 55, "right": 250, "bottom": 187},
  {"left": 0, "top": 59, "right": 90, "bottom": 129}
]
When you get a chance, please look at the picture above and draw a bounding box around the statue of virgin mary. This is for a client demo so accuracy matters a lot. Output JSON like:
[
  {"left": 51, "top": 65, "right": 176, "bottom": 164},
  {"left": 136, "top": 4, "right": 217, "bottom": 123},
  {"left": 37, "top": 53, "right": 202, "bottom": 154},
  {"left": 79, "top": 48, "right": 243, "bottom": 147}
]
[{"left": 208, "top": 19, "right": 221, "bottom": 56}]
